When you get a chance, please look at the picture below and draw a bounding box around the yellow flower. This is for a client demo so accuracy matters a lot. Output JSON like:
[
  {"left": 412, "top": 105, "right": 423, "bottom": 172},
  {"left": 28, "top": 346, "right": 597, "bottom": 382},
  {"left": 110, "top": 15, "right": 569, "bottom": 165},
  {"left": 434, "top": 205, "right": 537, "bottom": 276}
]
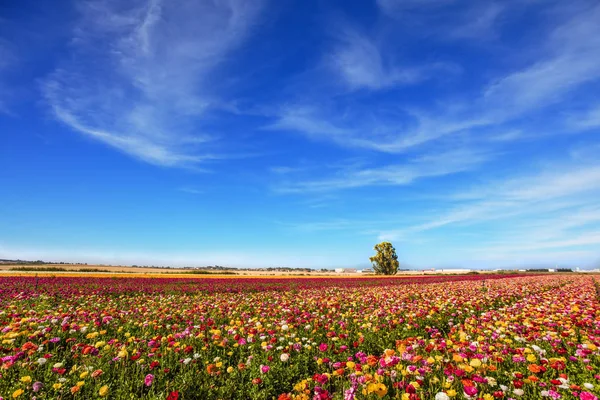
[
  {"left": 227, "top": 366, "right": 234, "bottom": 373},
  {"left": 368, "top": 383, "right": 388, "bottom": 398},
  {"left": 12, "top": 389, "right": 24, "bottom": 398},
  {"left": 346, "top": 361, "right": 356, "bottom": 369},
  {"left": 447, "top": 389, "right": 457, "bottom": 397},
  {"left": 80, "top": 371, "right": 89, "bottom": 379},
  {"left": 53, "top": 383, "right": 63, "bottom": 390},
  {"left": 99, "top": 385, "right": 109, "bottom": 397},
  {"left": 294, "top": 381, "right": 307, "bottom": 392},
  {"left": 469, "top": 358, "right": 482, "bottom": 368},
  {"left": 20, "top": 376, "right": 32, "bottom": 383},
  {"left": 526, "top": 354, "right": 537, "bottom": 362},
  {"left": 118, "top": 347, "right": 128, "bottom": 358},
  {"left": 77, "top": 381, "right": 85, "bottom": 387}
]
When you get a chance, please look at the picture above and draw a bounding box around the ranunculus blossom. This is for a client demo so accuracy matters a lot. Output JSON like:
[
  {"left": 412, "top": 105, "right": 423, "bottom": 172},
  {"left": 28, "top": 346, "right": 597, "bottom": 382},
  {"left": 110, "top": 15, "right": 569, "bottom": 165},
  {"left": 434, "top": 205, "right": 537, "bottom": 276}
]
[{"left": 144, "top": 374, "right": 154, "bottom": 387}]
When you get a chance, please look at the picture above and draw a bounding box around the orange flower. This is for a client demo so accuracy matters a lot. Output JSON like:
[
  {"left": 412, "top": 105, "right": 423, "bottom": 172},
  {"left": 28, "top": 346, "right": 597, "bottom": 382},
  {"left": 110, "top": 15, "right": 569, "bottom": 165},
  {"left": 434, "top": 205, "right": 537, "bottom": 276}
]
[
  {"left": 367, "top": 355, "right": 378, "bottom": 366},
  {"left": 461, "top": 379, "right": 475, "bottom": 387},
  {"left": 528, "top": 364, "right": 541, "bottom": 373},
  {"left": 207, "top": 364, "right": 218, "bottom": 374}
]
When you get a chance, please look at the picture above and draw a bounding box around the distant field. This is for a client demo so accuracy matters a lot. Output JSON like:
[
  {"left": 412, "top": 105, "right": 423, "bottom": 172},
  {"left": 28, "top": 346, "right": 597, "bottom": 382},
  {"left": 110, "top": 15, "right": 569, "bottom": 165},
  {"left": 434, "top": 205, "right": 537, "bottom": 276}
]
[{"left": 0, "top": 263, "right": 507, "bottom": 277}]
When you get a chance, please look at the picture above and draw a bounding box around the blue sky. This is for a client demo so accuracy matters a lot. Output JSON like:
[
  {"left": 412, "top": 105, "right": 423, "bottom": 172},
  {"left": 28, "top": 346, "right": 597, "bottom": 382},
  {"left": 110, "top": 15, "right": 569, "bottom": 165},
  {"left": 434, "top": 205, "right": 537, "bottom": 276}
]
[{"left": 1, "top": 0, "right": 600, "bottom": 269}]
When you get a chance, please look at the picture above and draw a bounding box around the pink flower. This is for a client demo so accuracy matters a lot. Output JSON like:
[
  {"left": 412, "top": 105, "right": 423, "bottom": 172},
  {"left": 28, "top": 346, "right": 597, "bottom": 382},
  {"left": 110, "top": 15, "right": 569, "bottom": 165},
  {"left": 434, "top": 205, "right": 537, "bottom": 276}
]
[
  {"left": 580, "top": 392, "right": 598, "bottom": 400},
  {"left": 319, "top": 343, "right": 328, "bottom": 352},
  {"left": 260, "top": 364, "right": 270, "bottom": 374},
  {"left": 144, "top": 374, "right": 154, "bottom": 387},
  {"left": 464, "top": 386, "right": 478, "bottom": 397}
]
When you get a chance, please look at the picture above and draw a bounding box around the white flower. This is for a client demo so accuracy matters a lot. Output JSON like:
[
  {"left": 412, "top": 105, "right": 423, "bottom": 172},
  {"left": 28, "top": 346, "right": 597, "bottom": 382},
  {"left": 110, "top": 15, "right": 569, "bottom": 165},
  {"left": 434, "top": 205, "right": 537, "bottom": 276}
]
[
  {"left": 36, "top": 358, "right": 47, "bottom": 366},
  {"left": 183, "top": 358, "right": 192, "bottom": 365},
  {"left": 58, "top": 378, "right": 66, "bottom": 383},
  {"left": 435, "top": 393, "right": 450, "bottom": 400},
  {"left": 513, "top": 389, "right": 524, "bottom": 396},
  {"left": 487, "top": 377, "right": 497, "bottom": 387},
  {"left": 280, "top": 353, "right": 290, "bottom": 362},
  {"left": 305, "top": 325, "right": 311, "bottom": 330},
  {"left": 584, "top": 383, "right": 594, "bottom": 390},
  {"left": 53, "top": 363, "right": 63, "bottom": 369},
  {"left": 281, "top": 324, "right": 289, "bottom": 331},
  {"left": 193, "top": 353, "right": 201, "bottom": 359}
]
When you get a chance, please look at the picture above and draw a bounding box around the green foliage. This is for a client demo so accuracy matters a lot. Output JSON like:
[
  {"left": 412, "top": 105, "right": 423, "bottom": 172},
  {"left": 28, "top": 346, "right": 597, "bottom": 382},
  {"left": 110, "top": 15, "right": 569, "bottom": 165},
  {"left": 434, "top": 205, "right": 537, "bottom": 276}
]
[{"left": 369, "top": 241, "right": 399, "bottom": 275}]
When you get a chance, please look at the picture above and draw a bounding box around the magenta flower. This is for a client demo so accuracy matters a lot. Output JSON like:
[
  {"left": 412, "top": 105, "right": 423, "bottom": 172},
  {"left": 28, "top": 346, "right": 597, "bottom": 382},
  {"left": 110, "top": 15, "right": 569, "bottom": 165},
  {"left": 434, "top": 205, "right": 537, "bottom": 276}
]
[
  {"left": 464, "top": 386, "right": 478, "bottom": 397},
  {"left": 260, "top": 364, "right": 270, "bottom": 374},
  {"left": 144, "top": 374, "right": 154, "bottom": 387},
  {"left": 319, "top": 343, "right": 328, "bottom": 352},
  {"left": 580, "top": 392, "right": 598, "bottom": 400}
]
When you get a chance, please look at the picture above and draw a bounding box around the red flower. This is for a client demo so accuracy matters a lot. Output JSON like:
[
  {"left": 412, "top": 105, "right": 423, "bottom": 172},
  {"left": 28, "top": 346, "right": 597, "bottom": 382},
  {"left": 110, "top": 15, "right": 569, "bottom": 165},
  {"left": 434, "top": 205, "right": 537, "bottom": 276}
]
[{"left": 166, "top": 390, "right": 179, "bottom": 400}]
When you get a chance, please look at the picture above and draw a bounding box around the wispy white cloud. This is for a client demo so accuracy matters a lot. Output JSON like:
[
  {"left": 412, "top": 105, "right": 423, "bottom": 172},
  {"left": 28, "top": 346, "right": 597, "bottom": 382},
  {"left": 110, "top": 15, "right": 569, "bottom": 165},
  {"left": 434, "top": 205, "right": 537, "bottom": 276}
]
[
  {"left": 446, "top": 2, "right": 504, "bottom": 41},
  {"left": 569, "top": 104, "right": 600, "bottom": 130},
  {"left": 42, "top": 0, "right": 265, "bottom": 167},
  {"left": 275, "top": 147, "right": 493, "bottom": 193},
  {"left": 378, "top": 162, "right": 600, "bottom": 241},
  {"left": 268, "top": 105, "right": 490, "bottom": 154},
  {"left": 377, "top": 0, "right": 505, "bottom": 41},
  {"left": 482, "top": 3, "right": 600, "bottom": 118},
  {"left": 329, "top": 27, "right": 447, "bottom": 90},
  {"left": 270, "top": 2, "right": 600, "bottom": 156}
]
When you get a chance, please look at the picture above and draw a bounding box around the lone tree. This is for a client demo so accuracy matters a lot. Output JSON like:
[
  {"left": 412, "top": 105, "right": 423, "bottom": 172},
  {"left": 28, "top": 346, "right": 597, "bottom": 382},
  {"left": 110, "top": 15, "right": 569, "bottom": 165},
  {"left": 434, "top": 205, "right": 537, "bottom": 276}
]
[{"left": 370, "top": 242, "right": 399, "bottom": 275}]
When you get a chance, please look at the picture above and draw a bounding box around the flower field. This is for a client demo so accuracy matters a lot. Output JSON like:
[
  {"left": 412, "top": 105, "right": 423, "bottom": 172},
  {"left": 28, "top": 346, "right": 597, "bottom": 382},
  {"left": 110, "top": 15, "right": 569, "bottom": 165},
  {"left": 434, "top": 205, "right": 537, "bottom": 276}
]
[{"left": 0, "top": 274, "right": 598, "bottom": 400}]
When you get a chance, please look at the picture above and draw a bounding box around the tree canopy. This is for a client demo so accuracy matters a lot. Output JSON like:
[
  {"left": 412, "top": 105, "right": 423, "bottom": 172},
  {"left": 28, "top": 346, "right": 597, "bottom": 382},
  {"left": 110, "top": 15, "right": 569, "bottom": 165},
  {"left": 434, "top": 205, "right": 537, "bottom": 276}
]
[{"left": 369, "top": 242, "right": 399, "bottom": 275}]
